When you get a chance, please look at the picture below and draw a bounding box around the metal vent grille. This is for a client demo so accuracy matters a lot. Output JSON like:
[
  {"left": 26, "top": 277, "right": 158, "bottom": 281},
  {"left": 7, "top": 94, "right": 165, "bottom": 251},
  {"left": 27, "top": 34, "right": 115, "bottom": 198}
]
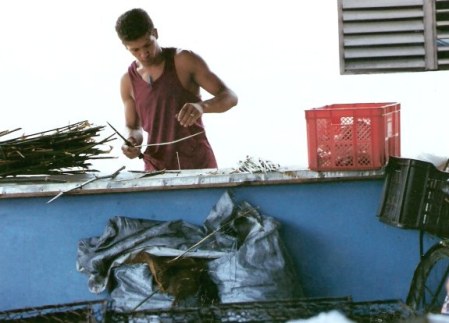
[
  {"left": 436, "top": 0, "right": 449, "bottom": 68},
  {"left": 338, "top": 0, "right": 442, "bottom": 74}
]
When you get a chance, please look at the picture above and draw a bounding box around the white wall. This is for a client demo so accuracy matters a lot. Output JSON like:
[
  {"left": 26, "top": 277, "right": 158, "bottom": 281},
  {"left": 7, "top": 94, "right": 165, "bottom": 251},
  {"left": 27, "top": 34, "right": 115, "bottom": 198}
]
[{"left": 0, "top": 0, "right": 447, "bottom": 173}]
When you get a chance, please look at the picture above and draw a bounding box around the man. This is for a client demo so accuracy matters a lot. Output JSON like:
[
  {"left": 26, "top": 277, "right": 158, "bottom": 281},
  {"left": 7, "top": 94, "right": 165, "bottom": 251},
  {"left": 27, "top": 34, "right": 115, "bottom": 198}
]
[{"left": 115, "top": 8, "right": 238, "bottom": 171}]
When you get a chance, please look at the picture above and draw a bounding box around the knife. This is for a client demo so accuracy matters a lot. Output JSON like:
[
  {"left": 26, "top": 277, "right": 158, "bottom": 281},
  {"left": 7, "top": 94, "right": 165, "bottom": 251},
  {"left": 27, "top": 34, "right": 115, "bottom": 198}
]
[{"left": 107, "top": 122, "right": 143, "bottom": 159}]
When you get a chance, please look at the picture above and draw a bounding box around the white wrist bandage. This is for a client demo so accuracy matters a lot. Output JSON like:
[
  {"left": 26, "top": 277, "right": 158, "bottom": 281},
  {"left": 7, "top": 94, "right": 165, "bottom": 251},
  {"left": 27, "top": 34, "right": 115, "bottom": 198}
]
[{"left": 191, "top": 102, "right": 204, "bottom": 114}]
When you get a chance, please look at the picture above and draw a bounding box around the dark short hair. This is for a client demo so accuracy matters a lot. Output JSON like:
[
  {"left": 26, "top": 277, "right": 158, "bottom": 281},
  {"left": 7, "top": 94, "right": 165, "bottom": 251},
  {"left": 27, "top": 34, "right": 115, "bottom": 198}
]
[{"left": 115, "top": 8, "right": 154, "bottom": 42}]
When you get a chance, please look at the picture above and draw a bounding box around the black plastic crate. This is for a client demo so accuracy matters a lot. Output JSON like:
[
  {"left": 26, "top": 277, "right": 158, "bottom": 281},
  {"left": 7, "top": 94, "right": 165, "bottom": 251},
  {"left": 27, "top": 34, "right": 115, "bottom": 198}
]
[
  {"left": 421, "top": 170, "right": 449, "bottom": 237},
  {"left": 378, "top": 156, "right": 449, "bottom": 238}
]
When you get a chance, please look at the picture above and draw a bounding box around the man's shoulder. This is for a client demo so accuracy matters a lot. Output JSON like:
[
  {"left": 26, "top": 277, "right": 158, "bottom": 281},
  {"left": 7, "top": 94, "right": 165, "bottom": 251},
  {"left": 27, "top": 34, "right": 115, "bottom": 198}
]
[
  {"left": 169, "top": 47, "right": 195, "bottom": 57},
  {"left": 170, "top": 48, "right": 200, "bottom": 65},
  {"left": 162, "top": 47, "right": 192, "bottom": 60}
]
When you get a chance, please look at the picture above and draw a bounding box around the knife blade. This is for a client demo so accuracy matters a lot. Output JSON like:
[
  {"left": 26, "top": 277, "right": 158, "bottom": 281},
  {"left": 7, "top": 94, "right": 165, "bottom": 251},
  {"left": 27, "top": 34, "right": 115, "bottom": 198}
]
[{"left": 107, "top": 122, "right": 143, "bottom": 159}]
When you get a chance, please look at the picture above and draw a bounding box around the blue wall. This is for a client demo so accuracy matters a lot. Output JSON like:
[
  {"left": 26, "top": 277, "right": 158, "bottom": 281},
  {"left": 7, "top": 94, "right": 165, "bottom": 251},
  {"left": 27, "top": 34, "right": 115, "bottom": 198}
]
[{"left": 0, "top": 179, "right": 437, "bottom": 311}]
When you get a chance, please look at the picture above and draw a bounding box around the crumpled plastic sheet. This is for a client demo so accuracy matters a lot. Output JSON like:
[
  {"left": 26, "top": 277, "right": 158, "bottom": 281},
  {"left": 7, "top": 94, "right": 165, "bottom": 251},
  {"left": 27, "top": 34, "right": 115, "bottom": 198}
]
[{"left": 76, "top": 191, "right": 303, "bottom": 311}]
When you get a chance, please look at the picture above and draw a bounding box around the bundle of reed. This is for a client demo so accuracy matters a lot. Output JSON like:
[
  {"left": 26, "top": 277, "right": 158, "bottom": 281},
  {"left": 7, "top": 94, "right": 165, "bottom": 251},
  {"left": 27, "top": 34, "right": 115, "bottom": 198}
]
[{"left": 0, "top": 120, "right": 116, "bottom": 177}]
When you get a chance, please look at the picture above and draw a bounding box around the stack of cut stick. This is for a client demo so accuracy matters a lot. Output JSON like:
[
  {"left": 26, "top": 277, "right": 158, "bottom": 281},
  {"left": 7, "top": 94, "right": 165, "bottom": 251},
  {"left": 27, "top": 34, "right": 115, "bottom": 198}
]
[{"left": 0, "top": 120, "right": 116, "bottom": 177}]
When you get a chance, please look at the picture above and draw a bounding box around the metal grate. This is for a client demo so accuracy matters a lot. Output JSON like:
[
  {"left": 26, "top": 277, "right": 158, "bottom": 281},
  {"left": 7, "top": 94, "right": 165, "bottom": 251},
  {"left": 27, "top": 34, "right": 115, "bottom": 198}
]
[
  {"left": 107, "top": 298, "right": 416, "bottom": 323},
  {"left": 107, "top": 297, "right": 350, "bottom": 323},
  {"left": 0, "top": 300, "right": 107, "bottom": 322},
  {"left": 0, "top": 298, "right": 416, "bottom": 323}
]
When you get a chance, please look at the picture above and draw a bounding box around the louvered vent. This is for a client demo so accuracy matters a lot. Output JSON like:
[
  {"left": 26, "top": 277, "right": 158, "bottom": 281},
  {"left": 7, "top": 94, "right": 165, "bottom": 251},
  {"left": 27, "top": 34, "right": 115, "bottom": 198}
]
[
  {"left": 436, "top": 0, "right": 449, "bottom": 69},
  {"left": 338, "top": 0, "right": 438, "bottom": 74}
]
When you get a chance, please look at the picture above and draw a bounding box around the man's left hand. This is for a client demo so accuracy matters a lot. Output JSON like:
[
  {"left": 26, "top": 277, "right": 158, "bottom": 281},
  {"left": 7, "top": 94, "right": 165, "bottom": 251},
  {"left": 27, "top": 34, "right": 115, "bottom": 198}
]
[{"left": 177, "top": 102, "right": 204, "bottom": 127}]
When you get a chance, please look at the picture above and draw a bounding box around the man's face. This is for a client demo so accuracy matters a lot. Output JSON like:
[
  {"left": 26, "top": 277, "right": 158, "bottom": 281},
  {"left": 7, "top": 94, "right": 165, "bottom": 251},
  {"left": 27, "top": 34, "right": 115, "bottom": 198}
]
[{"left": 124, "top": 30, "right": 160, "bottom": 66}]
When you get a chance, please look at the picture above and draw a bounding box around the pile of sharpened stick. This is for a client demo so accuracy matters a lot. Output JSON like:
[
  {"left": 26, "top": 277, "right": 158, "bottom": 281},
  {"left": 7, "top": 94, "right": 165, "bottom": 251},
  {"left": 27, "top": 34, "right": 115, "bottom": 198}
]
[{"left": 0, "top": 120, "right": 116, "bottom": 177}]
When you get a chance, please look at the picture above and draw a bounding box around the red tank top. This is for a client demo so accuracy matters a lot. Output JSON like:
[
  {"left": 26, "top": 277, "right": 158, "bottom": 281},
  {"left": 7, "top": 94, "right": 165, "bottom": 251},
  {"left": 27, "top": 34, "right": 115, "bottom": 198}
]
[{"left": 128, "top": 48, "right": 217, "bottom": 171}]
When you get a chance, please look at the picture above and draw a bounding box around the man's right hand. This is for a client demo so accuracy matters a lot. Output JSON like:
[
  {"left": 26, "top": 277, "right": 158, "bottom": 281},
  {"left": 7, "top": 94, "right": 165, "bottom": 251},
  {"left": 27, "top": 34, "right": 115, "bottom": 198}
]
[{"left": 121, "top": 143, "right": 143, "bottom": 159}]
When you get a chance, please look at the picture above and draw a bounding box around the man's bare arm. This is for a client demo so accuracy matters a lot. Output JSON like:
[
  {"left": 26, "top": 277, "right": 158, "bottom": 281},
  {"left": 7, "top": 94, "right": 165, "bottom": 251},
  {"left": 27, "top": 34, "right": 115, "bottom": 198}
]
[
  {"left": 120, "top": 73, "right": 144, "bottom": 158},
  {"left": 176, "top": 50, "right": 238, "bottom": 126}
]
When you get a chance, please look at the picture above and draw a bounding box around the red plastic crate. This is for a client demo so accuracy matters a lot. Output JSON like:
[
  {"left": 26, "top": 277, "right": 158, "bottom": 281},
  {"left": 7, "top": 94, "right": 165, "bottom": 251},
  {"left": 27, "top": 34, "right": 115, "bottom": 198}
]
[{"left": 305, "top": 102, "right": 401, "bottom": 171}]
